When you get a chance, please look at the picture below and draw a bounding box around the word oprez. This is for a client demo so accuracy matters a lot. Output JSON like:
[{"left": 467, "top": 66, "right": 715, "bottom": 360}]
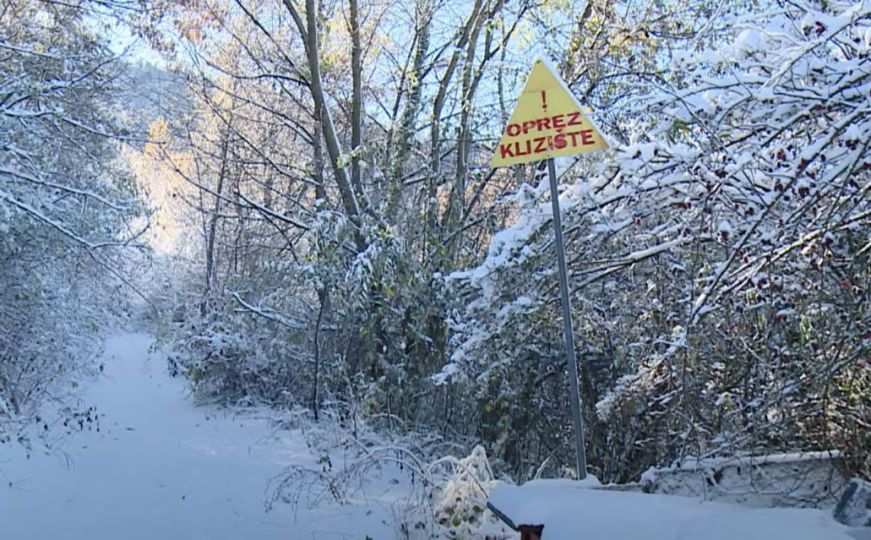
[{"left": 498, "top": 112, "right": 597, "bottom": 159}]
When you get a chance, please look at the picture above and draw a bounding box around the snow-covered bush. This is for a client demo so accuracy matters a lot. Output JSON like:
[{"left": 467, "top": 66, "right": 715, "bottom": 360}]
[
  {"left": 427, "top": 446, "right": 513, "bottom": 539},
  {"left": 165, "top": 295, "right": 310, "bottom": 406},
  {"left": 136, "top": 0, "right": 868, "bottom": 489},
  {"left": 447, "top": 0, "right": 870, "bottom": 481},
  {"left": 0, "top": 1, "right": 144, "bottom": 448}
]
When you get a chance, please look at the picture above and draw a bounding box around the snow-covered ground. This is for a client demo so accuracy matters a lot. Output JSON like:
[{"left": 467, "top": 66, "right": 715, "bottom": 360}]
[
  {"left": 2, "top": 333, "right": 866, "bottom": 540},
  {"left": 490, "top": 479, "right": 864, "bottom": 540},
  {"left": 0, "top": 333, "right": 406, "bottom": 540}
]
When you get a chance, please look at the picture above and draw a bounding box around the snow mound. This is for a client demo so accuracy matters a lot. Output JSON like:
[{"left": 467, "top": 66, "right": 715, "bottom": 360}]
[
  {"left": 641, "top": 451, "right": 847, "bottom": 509},
  {"left": 489, "top": 483, "right": 853, "bottom": 540}
]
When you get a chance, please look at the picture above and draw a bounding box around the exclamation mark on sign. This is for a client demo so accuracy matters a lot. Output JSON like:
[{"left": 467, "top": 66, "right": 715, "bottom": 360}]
[{"left": 540, "top": 90, "right": 548, "bottom": 111}]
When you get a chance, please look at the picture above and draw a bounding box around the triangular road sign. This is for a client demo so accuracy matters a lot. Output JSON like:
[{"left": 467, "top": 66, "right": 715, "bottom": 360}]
[{"left": 491, "top": 60, "right": 608, "bottom": 168}]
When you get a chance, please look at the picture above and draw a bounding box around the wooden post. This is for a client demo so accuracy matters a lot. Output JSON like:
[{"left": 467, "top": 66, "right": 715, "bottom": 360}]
[{"left": 518, "top": 524, "right": 544, "bottom": 540}]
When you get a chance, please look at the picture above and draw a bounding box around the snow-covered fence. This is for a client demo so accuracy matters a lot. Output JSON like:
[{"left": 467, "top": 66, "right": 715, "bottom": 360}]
[{"left": 640, "top": 451, "right": 848, "bottom": 508}]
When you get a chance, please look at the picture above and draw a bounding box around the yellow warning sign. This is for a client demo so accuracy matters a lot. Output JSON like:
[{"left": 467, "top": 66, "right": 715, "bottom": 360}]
[{"left": 491, "top": 60, "right": 608, "bottom": 168}]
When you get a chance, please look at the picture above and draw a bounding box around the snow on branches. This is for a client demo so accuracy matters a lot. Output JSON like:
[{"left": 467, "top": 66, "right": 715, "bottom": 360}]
[
  {"left": 447, "top": 0, "right": 870, "bottom": 481},
  {"left": 1, "top": 2, "right": 145, "bottom": 448}
]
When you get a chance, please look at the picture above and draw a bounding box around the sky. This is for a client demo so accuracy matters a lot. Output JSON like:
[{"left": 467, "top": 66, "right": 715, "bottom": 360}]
[{"left": 96, "top": 14, "right": 166, "bottom": 68}]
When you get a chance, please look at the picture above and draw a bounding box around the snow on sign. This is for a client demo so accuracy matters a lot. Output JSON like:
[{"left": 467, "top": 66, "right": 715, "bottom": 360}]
[{"left": 491, "top": 60, "right": 608, "bottom": 168}]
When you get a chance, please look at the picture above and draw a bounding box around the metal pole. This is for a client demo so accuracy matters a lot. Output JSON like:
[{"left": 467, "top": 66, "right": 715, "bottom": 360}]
[{"left": 546, "top": 157, "right": 587, "bottom": 480}]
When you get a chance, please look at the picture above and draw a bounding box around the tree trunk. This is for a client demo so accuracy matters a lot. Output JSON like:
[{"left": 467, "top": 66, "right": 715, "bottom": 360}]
[
  {"left": 349, "top": 0, "right": 364, "bottom": 204},
  {"left": 202, "top": 120, "right": 233, "bottom": 316},
  {"left": 283, "top": 0, "right": 362, "bottom": 232}
]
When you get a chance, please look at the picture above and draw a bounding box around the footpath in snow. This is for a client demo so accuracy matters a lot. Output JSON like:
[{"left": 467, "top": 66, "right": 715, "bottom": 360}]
[
  {"left": 0, "top": 333, "right": 405, "bottom": 540},
  {"left": 1, "top": 333, "right": 866, "bottom": 540}
]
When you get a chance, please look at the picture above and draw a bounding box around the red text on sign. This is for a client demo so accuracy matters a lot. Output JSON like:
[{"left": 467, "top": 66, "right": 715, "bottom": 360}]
[
  {"left": 505, "top": 111, "right": 584, "bottom": 136},
  {"left": 498, "top": 129, "right": 597, "bottom": 159}
]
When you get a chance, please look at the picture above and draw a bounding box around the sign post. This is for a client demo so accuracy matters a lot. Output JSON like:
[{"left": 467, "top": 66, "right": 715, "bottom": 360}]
[
  {"left": 545, "top": 156, "right": 587, "bottom": 479},
  {"left": 490, "top": 59, "right": 608, "bottom": 479}
]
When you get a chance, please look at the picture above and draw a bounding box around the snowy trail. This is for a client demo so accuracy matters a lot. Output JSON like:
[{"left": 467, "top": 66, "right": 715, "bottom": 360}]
[
  {"left": 0, "top": 333, "right": 401, "bottom": 540},
  {"left": 3, "top": 333, "right": 865, "bottom": 540}
]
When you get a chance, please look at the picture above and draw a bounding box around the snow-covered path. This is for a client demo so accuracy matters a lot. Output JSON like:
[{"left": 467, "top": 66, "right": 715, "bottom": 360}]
[
  {"left": 0, "top": 333, "right": 401, "bottom": 540},
  {"left": 3, "top": 333, "right": 867, "bottom": 540}
]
